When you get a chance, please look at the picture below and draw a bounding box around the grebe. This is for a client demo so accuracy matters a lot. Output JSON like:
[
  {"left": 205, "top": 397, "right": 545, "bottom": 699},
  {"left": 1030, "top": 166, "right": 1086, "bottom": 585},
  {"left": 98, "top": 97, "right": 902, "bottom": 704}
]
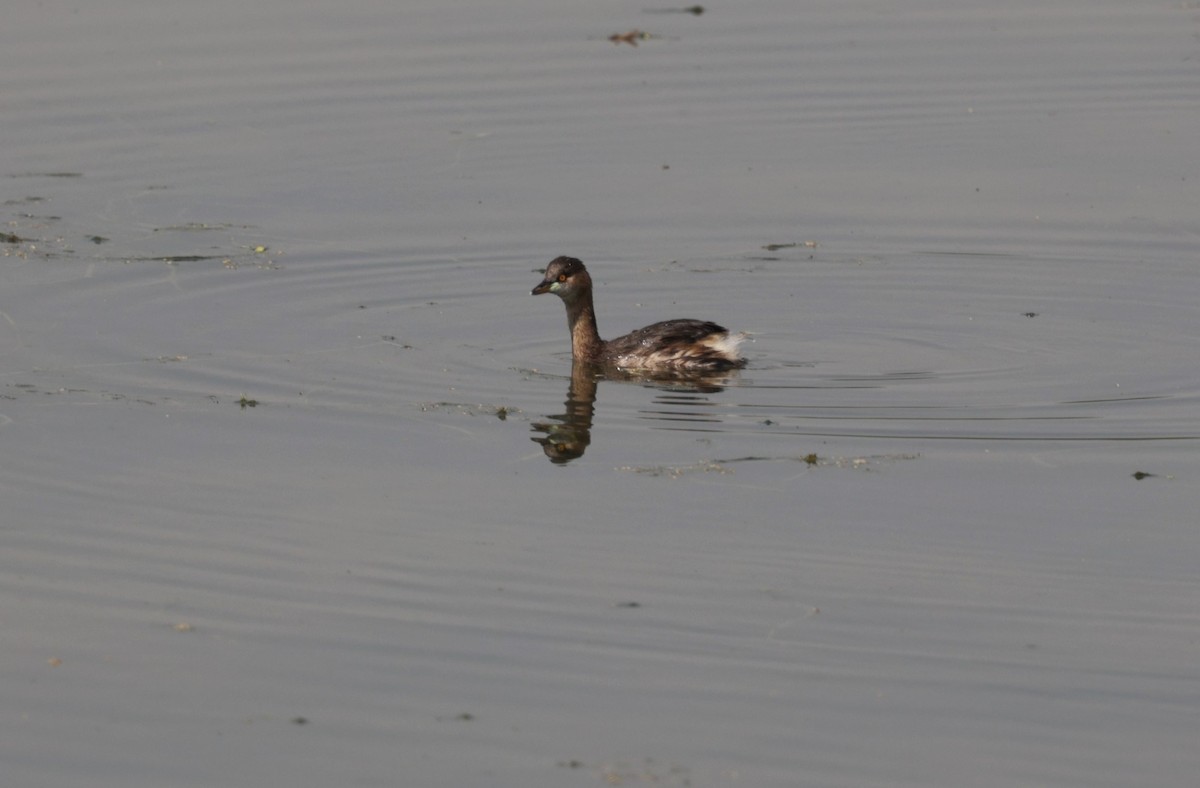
[{"left": 532, "top": 256, "right": 746, "bottom": 371}]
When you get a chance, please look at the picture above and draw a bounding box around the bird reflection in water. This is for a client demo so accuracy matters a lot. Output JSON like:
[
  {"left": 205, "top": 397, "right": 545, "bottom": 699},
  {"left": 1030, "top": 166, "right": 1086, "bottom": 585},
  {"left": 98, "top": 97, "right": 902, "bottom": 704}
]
[{"left": 530, "top": 361, "right": 741, "bottom": 464}]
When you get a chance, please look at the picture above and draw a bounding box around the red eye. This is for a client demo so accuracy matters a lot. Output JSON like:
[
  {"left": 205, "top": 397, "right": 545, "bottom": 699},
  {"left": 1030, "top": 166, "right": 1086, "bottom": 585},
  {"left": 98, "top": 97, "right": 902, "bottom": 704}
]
[{"left": 558, "top": 274, "right": 568, "bottom": 282}]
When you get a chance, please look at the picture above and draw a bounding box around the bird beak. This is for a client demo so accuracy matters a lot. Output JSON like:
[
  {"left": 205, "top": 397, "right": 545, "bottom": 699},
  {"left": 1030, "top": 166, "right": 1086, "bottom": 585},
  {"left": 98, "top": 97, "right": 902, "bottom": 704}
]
[{"left": 532, "top": 279, "right": 553, "bottom": 296}]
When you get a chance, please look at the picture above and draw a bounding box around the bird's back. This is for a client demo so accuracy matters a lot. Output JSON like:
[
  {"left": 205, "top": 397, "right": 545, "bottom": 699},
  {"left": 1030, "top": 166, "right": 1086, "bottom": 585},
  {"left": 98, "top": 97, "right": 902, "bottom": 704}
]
[{"left": 602, "top": 319, "right": 746, "bottom": 370}]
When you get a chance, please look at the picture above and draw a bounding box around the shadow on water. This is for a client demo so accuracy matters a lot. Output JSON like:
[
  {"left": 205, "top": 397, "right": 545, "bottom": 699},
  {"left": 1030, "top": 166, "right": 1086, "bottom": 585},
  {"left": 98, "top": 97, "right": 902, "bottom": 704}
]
[{"left": 530, "top": 361, "right": 741, "bottom": 463}]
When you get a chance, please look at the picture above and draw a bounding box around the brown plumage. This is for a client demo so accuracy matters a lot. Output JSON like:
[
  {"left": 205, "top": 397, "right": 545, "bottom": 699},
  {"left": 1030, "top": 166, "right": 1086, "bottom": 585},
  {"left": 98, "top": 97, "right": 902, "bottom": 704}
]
[{"left": 532, "top": 256, "right": 747, "bottom": 371}]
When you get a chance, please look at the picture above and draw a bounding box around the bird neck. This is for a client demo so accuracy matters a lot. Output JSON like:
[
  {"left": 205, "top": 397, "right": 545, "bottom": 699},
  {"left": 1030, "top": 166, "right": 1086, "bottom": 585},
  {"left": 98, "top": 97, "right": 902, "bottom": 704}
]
[{"left": 565, "top": 293, "right": 604, "bottom": 362}]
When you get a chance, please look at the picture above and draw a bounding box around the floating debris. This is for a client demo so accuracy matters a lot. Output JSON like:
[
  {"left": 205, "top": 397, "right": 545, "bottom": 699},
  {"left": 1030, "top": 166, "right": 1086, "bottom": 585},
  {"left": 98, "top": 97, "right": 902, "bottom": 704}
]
[
  {"left": 435, "top": 711, "right": 475, "bottom": 722},
  {"left": 617, "top": 460, "right": 732, "bottom": 478},
  {"left": 597, "top": 759, "right": 692, "bottom": 786},
  {"left": 644, "top": 5, "right": 705, "bottom": 14},
  {"left": 609, "top": 29, "right": 662, "bottom": 46},
  {"left": 762, "top": 241, "right": 819, "bottom": 251},
  {"left": 419, "top": 401, "right": 520, "bottom": 419},
  {"left": 621, "top": 452, "right": 919, "bottom": 478},
  {"left": 154, "top": 222, "right": 256, "bottom": 232},
  {"left": 157, "top": 255, "right": 217, "bottom": 263}
]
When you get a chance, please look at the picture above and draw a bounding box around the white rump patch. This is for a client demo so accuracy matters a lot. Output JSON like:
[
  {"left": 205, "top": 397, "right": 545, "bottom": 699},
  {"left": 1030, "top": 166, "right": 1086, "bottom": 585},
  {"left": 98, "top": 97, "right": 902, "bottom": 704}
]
[{"left": 701, "top": 331, "right": 748, "bottom": 360}]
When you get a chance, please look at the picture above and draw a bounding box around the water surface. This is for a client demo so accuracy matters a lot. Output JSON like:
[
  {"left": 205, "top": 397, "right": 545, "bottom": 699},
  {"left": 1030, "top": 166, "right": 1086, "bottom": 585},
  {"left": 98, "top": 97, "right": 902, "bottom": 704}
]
[{"left": 3, "top": 1, "right": 1199, "bottom": 786}]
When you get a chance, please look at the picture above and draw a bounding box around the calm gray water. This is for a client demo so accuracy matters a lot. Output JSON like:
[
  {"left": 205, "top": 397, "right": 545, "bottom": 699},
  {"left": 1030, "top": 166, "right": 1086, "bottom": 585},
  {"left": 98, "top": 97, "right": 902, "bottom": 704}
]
[{"left": 3, "top": 1, "right": 1199, "bottom": 786}]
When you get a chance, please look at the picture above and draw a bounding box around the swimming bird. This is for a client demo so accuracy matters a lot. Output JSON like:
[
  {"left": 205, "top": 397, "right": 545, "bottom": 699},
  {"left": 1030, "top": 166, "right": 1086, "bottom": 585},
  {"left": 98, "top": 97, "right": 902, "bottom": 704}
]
[{"left": 532, "top": 256, "right": 746, "bottom": 371}]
